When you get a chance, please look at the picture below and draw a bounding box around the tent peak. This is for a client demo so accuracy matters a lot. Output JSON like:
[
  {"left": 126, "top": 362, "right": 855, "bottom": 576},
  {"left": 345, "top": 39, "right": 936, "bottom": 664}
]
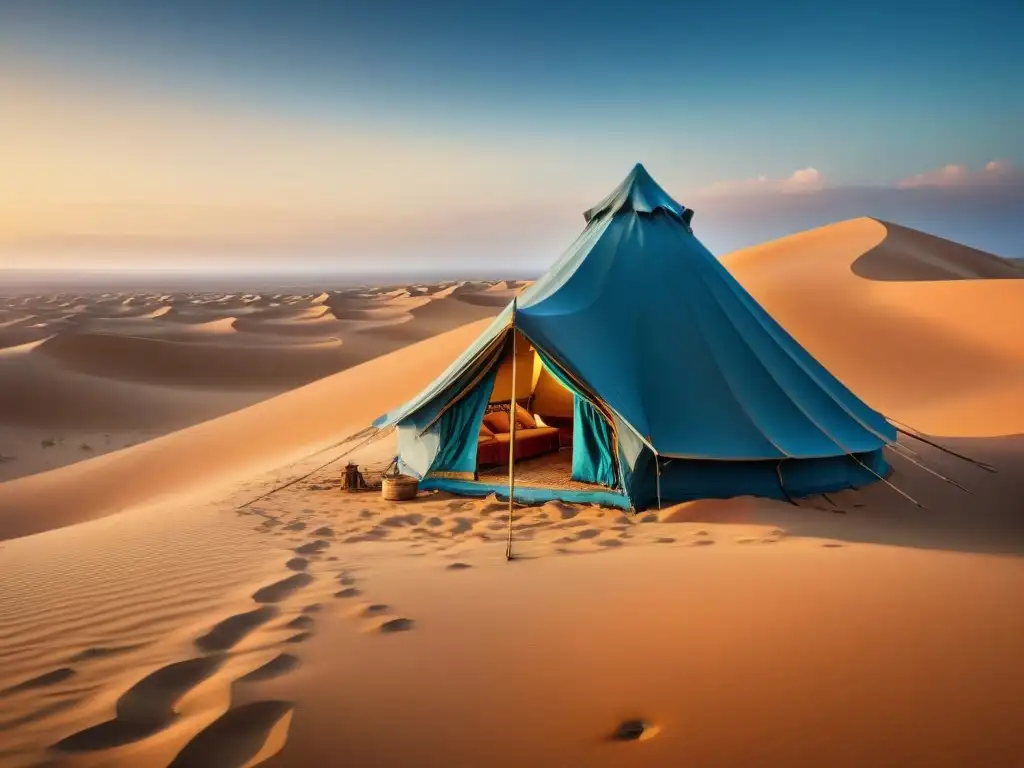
[{"left": 584, "top": 163, "right": 694, "bottom": 225}]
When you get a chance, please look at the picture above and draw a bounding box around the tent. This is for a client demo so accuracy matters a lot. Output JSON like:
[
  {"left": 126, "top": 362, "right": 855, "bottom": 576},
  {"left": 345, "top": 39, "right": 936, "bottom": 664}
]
[{"left": 372, "top": 164, "right": 897, "bottom": 511}]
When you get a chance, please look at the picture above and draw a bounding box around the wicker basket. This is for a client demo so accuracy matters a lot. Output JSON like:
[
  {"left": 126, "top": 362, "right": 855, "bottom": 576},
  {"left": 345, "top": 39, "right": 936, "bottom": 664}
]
[{"left": 382, "top": 474, "right": 419, "bottom": 502}]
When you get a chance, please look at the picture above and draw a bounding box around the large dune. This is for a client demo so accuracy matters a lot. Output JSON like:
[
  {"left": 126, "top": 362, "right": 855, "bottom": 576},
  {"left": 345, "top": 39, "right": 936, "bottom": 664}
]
[
  {"left": 723, "top": 218, "right": 1024, "bottom": 436},
  {"left": 0, "top": 221, "right": 1021, "bottom": 768}
]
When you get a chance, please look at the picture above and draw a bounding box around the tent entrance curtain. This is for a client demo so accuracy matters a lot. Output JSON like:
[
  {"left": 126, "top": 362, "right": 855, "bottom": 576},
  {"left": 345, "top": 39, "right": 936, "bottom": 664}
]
[
  {"left": 425, "top": 358, "right": 500, "bottom": 480},
  {"left": 533, "top": 347, "right": 618, "bottom": 489},
  {"left": 572, "top": 396, "right": 617, "bottom": 486}
]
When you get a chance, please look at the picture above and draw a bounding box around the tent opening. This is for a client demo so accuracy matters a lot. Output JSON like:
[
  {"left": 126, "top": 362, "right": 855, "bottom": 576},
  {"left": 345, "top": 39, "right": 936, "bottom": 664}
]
[{"left": 474, "top": 329, "right": 617, "bottom": 492}]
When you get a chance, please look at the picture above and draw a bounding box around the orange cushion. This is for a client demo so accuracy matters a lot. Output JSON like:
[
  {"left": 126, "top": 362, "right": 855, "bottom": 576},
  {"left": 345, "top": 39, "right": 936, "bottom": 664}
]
[
  {"left": 483, "top": 410, "right": 511, "bottom": 434},
  {"left": 514, "top": 404, "right": 537, "bottom": 429},
  {"left": 479, "top": 422, "right": 494, "bottom": 439}
]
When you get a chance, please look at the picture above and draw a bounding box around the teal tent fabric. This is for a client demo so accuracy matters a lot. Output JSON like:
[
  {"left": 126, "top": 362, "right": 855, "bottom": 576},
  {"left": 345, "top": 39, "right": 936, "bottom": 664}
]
[
  {"left": 392, "top": 330, "right": 509, "bottom": 479},
  {"left": 419, "top": 477, "right": 630, "bottom": 510},
  {"left": 374, "top": 163, "right": 897, "bottom": 510},
  {"left": 572, "top": 396, "right": 616, "bottom": 487},
  {"left": 425, "top": 364, "right": 499, "bottom": 479},
  {"left": 532, "top": 345, "right": 619, "bottom": 488}
]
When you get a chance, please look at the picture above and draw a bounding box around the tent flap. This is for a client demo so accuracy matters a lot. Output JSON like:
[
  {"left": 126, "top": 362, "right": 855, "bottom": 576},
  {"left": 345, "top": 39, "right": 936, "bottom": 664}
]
[
  {"left": 425, "top": 364, "right": 499, "bottom": 480},
  {"left": 572, "top": 395, "right": 617, "bottom": 487}
]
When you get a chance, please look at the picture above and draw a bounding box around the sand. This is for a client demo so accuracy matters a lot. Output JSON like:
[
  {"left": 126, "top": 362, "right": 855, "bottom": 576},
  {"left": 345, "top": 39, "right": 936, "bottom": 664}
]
[
  {"left": 0, "top": 222, "right": 1021, "bottom": 767},
  {"left": 0, "top": 283, "right": 505, "bottom": 482}
]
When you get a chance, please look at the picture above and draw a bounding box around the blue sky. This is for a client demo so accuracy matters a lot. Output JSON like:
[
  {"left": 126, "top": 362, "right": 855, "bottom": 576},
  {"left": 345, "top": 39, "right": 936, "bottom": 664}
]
[{"left": 1, "top": 0, "right": 1022, "bottom": 270}]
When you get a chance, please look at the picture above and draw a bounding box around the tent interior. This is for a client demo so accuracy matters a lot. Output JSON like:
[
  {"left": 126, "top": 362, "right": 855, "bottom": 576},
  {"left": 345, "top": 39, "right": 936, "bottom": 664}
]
[{"left": 474, "top": 329, "right": 609, "bottom": 492}]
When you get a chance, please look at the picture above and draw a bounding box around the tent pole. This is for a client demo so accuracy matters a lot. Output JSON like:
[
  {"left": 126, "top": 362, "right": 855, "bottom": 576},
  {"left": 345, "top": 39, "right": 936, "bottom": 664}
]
[
  {"left": 506, "top": 298, "right": 518, "bottom": 561},
  {"left": 655, "top": 453, "right": 662, "bottom": 510}
]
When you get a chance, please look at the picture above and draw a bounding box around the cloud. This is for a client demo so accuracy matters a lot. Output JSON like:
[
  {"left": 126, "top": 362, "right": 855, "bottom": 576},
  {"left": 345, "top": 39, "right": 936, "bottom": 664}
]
[
  {"left": 895, "top": 160, "right": 1019, "bottom": 189},
  {"left": 699, "top": 167, "right": 824, "bottom": 197}
]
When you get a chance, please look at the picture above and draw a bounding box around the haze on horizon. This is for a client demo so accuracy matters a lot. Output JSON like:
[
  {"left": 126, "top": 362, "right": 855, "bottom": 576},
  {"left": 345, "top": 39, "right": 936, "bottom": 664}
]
[{"left": 1, "top": 0, "right": 1022, "bottom": 274}]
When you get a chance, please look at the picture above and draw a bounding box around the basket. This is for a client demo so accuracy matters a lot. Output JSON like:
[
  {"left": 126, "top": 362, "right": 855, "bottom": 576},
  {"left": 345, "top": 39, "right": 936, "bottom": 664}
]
[{"left": 382, "top": 474, "right": 419, "bottom": 502}]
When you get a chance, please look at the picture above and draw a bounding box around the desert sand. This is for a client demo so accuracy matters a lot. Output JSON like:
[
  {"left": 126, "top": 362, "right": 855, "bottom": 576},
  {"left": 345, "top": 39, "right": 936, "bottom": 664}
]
[
  {"left": 0, "top": 281, "right": 515, "bottom": 483},
  {"left": 0, "top": 219, "right": 1021, "bottom": 767}
]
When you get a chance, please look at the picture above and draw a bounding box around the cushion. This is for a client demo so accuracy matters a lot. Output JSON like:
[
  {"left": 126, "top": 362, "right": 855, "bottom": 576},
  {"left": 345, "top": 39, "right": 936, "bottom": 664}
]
[
  {"left": 514, "top": 404, "right": 537, "bottom": 429},
  {"left": 483, "top": 410, "right": 511, "bottom": 434},
  {"left": 479, "top": 422, "right": 494, "bottom": 439}
]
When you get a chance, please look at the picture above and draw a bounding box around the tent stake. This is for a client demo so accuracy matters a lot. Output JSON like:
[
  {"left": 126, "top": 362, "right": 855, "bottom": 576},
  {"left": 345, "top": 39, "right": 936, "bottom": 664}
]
[{"left": 506, "top": 298, "right": 518, "bottom": 561}]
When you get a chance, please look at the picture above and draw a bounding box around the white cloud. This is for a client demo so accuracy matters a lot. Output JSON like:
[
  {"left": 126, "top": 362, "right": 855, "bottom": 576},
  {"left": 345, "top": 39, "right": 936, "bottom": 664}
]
[
  {"left": 896, "top": 160, "right": 1016, "bottom": 189},
  {"left": 700, "top": 167, "right": 824, "bottom": 197}
]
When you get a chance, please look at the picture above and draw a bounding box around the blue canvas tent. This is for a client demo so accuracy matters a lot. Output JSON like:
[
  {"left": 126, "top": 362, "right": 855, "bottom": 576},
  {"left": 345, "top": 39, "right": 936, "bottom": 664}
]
[{"left": 372, "top": 164, "right": 897, "bottom": 510}]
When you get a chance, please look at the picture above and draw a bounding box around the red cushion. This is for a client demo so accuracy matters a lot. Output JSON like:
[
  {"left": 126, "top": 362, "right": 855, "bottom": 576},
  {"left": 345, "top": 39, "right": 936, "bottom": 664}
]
[
  {"left": 514, "top": 404, "right": 537, "bottom": 429},
  {"left": 483, "top": 410, "right": 511, "bottom": 434}
]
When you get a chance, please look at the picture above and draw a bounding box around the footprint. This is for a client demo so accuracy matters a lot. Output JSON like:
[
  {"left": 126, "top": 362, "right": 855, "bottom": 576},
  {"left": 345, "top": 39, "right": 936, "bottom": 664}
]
[
  {"left": 252, "top": 573, "right": 314, "bottom": 604},
  {"left": 195, "top": 606, "right": 278, "bottom": 652},
  {"left": 823, "top": 543, "right": 845, "bottom": 548},
  {"left": 450, "top": 518, "right": 474, "bottom": 535},
  {"left": 598, "top": 539, "right": 623, "bottom": 548},
  {"left": 446, "top": 562, "right": 472, "bottom": 570},
  {"left": 654, "top": 537, "right": 675, "bottom": 544},
  {"left": 1, "top": 667, "right": 76, "bottom": 696},
  {"left": 285, "top": 616, "right": 314, "bottom": 631},
  {"left": 294, "top": 540, "right": 329, "bottom": 555},
  {"left": 65, "top": 644, "right": 146, "bottom": 664},
  {"left": 301, "top": 604, "right": 322, "bottom": 614},
  {"left": 426, "top": 517, "right": 443, "bottom": 527},
  {"left": 362, "top": 604, "right": 389, "bottom": 616},
  {"left": 337, "top": 572, "right": 357, "bottom": 586},
  {"left": 692, "top": 539, "right": 716, "bottom": 547},
  {"left": 312, "top": 526, "right": 334, "bottom": 537},
  {"left": 237, "top": 654, "right": 300, "bottom": 683},
  {"left": 285, "top": 557, "right": 308, "bottom": 571},
  {"left": 167, "top": 700, "right": 294, "bottom": 768},
  {"left": 335, "top": 587, "right": 362, "bottom": 599},
  {"left": 284, "top": 632, "right": 313, "bottom": 644},
  {"left": 576, "top": 529, "right": 600, "bottom": 540},
  {"left": 284, "top": 521, "right": 306, "bottom": 532},
  {"left": 54, "top": 656, "right": 225, "bottom": 751},
  {"left": 382, "top": 513, "right": 424, "bottom": 527},
  {"left": 611, "top": 719, "right": 659, "bottom": 742},
  {"left": 379, "top": 618, "right": 415, "bottom": 633}
]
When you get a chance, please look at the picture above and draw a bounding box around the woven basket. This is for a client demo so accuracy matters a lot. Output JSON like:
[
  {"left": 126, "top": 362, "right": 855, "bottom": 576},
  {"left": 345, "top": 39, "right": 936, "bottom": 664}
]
[{"left": 382, "top": 474, "right": 419, "bottom": 502}]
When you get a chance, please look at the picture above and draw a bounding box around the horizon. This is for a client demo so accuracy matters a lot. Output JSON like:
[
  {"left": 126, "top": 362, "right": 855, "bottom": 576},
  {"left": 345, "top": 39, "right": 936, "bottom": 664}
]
[{"left": 2, "top": 0, "right": 1022, "bottom": 271}]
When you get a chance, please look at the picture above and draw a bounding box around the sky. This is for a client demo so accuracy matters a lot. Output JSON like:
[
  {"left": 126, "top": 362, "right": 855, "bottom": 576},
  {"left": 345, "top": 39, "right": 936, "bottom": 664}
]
[{"left": 1, "top": 0, "right": 1022, "bottom": 274}]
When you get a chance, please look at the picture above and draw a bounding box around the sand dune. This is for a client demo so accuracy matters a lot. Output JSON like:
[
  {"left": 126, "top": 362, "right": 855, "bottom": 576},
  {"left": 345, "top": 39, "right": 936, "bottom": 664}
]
[
  {"left": 0, "top": 319, "right": 492, "bottom": 540},
  {"left": 723, "top": 218, "right": 1024, "bottom": 436},
  {"left": 0, "top": 221, "right": 1022, "bottom": 768},
  {"left": 851, "top": 220, "right": 1024, "bottom": 281},
  {"left": 0, "top": 282, "right": 511, "bottom": 483},
  {"left": 34, "top": 333, "right": 349, "bottom": 387}
]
